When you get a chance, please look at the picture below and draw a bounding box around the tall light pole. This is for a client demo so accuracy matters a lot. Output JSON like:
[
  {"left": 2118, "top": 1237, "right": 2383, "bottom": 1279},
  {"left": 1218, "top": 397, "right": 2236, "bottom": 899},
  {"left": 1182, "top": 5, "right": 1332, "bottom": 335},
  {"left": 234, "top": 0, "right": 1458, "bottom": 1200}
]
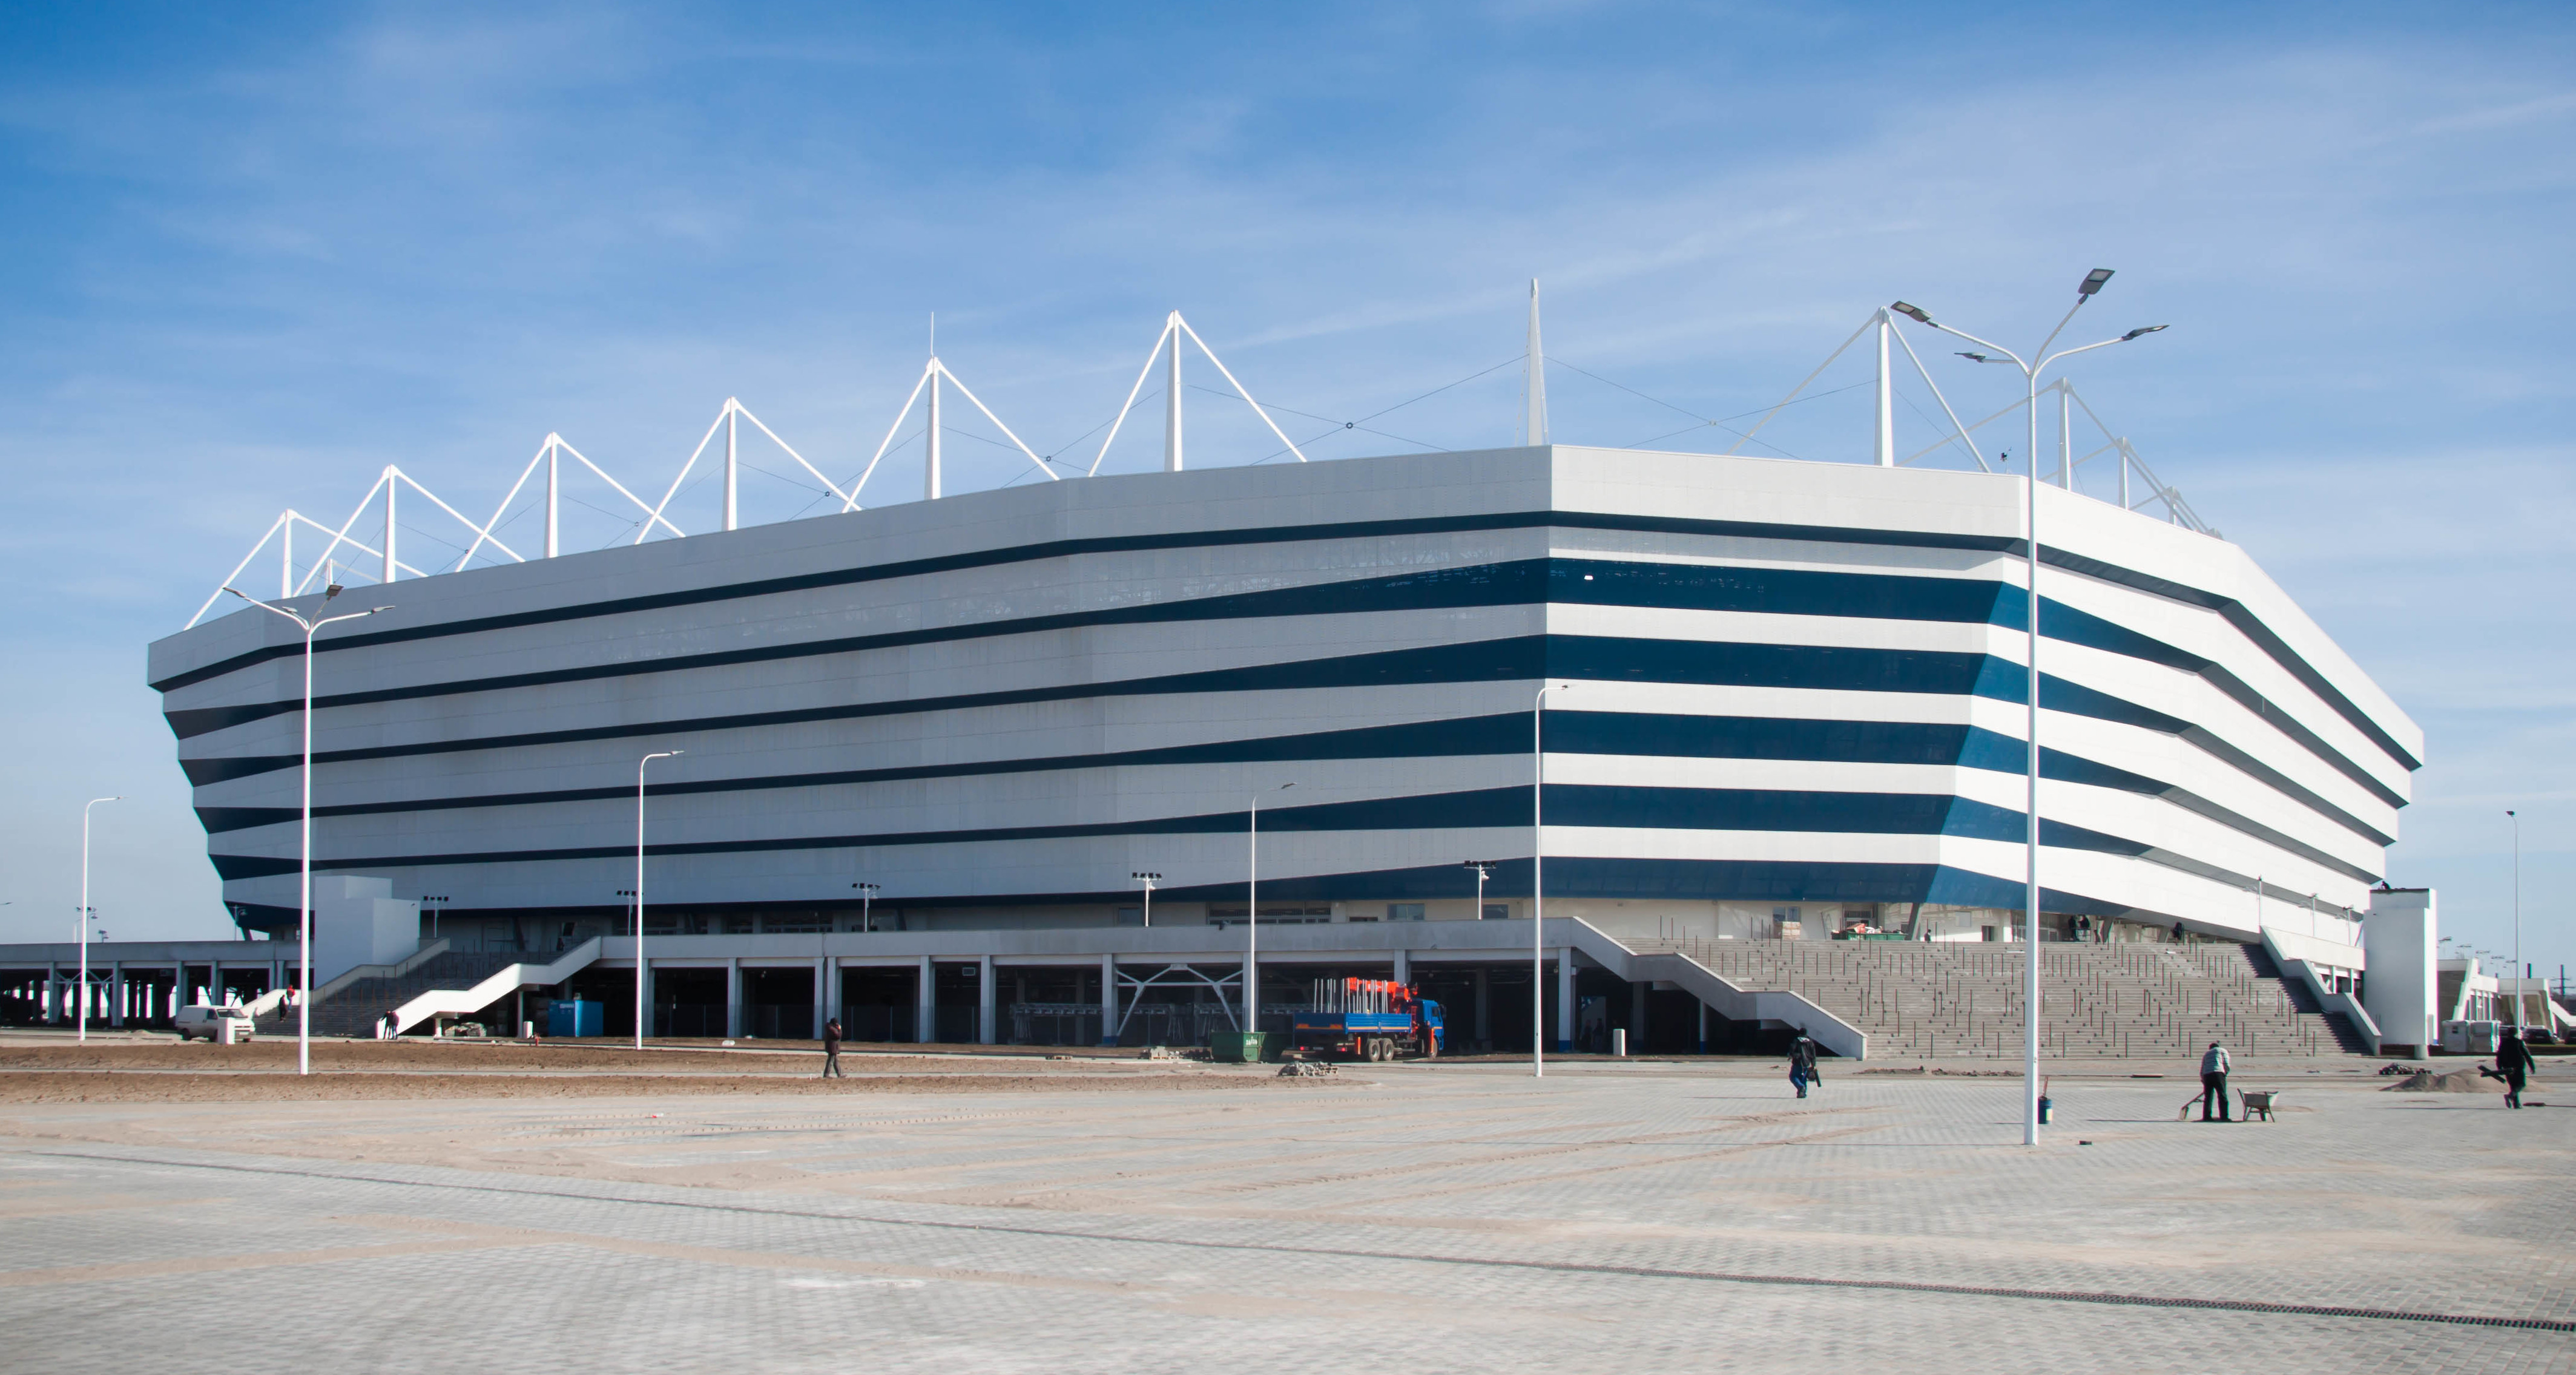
[
  {"left": 634, "top": 749, "right": 683, "bottom": 1048},
  {"left": 1246, "top": 784, "right": 1294, "bottom": 1035},
  {"left": 1132, "top": 872, "right": 1161, "bottom": 928},
  {"left": 1534, "top": 681, "right": 1572, "bottom": 1077},
  {"left": 76, "top": 796, "right": 120, "bottom": 1042},
  {"left": 852, "top": 881, "right": 880, "bottom": 933},
  {"left": 1888, "top": 273, "right": 2166, "bottom": 1144},
  {"left": 225, "top": 586, "right": 391, "bottom": 1075},
  {"left": 2508, "top": 809, "right": 2522, "bottom": 1029}
]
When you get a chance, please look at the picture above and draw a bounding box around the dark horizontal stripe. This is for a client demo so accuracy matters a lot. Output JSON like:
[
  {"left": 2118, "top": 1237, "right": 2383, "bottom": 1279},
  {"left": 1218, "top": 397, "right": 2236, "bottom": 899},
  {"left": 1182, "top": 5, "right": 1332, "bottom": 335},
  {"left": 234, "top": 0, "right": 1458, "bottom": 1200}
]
[
  {"left": 2024, "top": 596, "right": 2403, "bottom": 810},
  {"left": 158, "top": 503, "right": 2417, "bottom": 785},
  {"left": 153, "top": 510, "right": 2026, "bottom": 696},
  {"left": 190, "top": 700, "right": 2385, "bottom": 876},
  {"left": 2036, "top": 749, "right": 2382, "bottom": 881},
  {"left": 202, "top": 783, "right": 2313, "bottom": 916},
  {"left": 2041, "top": 543, "right": 2422, "bottom": 772},
  {"left": 161, "top": 550, "right": 2412, "bottom": 812},
  {"left": 213, "top": 781, "right": 2028, "bottom": 878},
  {"left": 159, "top": 557, "right": 2021, "bottom": 741},
  {"left": 177, "top": 635, "right": 2010, "bottom": 783},
  {"left": 179, "top": 634, "right": 2396, "bottom": 848},
  {"left": 213, "top": 855, "right": 2146, "bottom": 930}
]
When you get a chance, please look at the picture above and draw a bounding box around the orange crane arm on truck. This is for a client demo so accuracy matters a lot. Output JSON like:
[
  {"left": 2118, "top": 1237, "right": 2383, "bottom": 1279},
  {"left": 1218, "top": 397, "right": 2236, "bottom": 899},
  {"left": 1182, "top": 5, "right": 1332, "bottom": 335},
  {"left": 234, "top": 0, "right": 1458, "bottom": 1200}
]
[{"left": 1290, "top": 977, "right": 1446, "bottom": 1062}]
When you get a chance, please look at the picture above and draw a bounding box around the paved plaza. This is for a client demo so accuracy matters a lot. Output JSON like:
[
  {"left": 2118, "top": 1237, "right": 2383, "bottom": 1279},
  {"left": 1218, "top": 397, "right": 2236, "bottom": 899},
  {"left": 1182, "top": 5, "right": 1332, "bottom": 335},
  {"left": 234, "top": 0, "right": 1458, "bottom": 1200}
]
[{"left": 2, "top": 1054, "right": 2571, "bottom": 1373}]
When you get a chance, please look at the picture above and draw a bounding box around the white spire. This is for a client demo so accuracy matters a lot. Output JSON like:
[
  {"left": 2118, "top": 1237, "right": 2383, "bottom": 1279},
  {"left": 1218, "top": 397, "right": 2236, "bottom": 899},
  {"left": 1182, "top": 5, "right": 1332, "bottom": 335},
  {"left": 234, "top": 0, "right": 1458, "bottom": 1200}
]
[{"left": 1524, "top": 279, "right": 1549, "bottom": 447}]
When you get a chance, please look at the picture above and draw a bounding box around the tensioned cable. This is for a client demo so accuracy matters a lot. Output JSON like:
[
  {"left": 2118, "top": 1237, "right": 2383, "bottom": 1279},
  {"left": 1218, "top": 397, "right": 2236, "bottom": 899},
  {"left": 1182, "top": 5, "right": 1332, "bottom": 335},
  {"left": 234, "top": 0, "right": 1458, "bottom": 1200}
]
[
  {"left": 1187, "top": 384, "right": 1451, "bottom": 455},
  {"left": 1225, "top": 355, "right": 1524, "bottom": 465},
  {"left": 36, "top": 1147, "right": 2575, "bottom": 1336},
  {"left": 1618, "top": 379, "right": 1876, "bottom": 453},
  {"left": 1544, "top": 354, "right": 1811, "bottom": 461}
]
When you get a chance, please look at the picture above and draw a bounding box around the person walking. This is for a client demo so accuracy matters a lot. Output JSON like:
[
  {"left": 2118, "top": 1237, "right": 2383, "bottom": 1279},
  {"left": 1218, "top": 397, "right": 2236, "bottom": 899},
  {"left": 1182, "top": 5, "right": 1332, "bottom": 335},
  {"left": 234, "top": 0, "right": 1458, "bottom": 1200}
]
[
  {"left": 2497, "top": 1026, "right": 2537, "bottom": 1109},
  {"left": 821, "top": 1017, "right": 845, "bottom": 1079},
  {"left": 1788, "top": 1031, "right": 1820, "bottom": 1099},
  {"left": 2199, "top": 1040, "right": 2232, "bottom": 1122}
]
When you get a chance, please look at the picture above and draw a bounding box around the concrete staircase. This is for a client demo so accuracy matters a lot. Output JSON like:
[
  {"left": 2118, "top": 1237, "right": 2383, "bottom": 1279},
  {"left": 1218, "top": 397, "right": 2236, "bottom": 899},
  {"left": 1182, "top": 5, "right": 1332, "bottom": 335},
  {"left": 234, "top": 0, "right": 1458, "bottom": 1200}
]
[
  {"left": 263, "top": 951, "right": 521, "bottom": 1037},
  {"left": 1626, "top": 939, "right": 2348, "bottom": 1059}
]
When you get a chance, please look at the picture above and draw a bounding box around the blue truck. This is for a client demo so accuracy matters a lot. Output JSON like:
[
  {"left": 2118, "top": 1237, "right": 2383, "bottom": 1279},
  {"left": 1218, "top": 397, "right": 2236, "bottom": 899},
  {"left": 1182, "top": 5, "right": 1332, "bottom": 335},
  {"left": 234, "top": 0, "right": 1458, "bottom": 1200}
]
[{"left": 1291, "top": 977, "right": 1446, "bottom": 1061}]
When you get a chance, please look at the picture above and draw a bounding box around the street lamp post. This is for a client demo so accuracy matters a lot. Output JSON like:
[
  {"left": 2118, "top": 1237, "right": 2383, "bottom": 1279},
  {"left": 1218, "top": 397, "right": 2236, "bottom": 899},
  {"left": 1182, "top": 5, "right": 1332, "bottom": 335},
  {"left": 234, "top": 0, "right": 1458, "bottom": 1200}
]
[
  {"left": 852, "top": 882, "right": 880, "bottom": 933},
  {"left": 2508, "top": 809, "right": 2521, "bottom": 1029},
  {"left": 634, "top": 750, "right": 683, "bottom": 1048},
  {"left": 1462, "top": 861, "right": 1494, "bottom": 922},
  {"left": 1534, "top": 682, "right": 1572, "bottom": 1077},
  {"left": 1132, "top": 872, "right": 1161, "bottom": 927},
  {"left": 223, "top": 585, "right": 391, "bottom": 1075},
  {"left": 1888, "top": 273, "right": 2165, "bottom": 1144},
  {"left": 76, "top": 796, "right": 120, "bottom": 1042},
  {"left": 1246, "top": 784, "right": 1294, "bottom": 1035}
]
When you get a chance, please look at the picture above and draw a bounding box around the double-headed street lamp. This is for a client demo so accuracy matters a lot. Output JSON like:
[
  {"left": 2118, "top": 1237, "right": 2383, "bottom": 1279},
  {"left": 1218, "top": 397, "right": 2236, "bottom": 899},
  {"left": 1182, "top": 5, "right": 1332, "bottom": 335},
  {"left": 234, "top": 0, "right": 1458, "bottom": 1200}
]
[
  {"left": 224, "top": 585, "right": 392, "bottom": 1075},
  {"left": 77, "top": 796, "right": 120, "bottom": 1042},
  {"left": 1888, "top": 271, "right": 2166, "bottom": 1145},
  {"left": 852, "top": 881, "right": 880, "bottom": 933},
  {"left": 634, "top": 749, "right": 683, "bottom": 1048},
  {"left": 1132, "top": 872, "right": 1162, "bottom": 928}
]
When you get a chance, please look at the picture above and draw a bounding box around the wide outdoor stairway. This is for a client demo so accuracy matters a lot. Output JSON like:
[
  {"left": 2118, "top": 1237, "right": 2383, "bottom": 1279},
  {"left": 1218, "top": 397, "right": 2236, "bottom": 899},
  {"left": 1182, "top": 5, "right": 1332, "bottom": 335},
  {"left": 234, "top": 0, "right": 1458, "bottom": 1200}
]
[
  {"left": 1627, "top": 939, "right": 2364, "bottom": 1058},
  {"left": 260, "top": 952, "right": 521, "bottom": 1038}
]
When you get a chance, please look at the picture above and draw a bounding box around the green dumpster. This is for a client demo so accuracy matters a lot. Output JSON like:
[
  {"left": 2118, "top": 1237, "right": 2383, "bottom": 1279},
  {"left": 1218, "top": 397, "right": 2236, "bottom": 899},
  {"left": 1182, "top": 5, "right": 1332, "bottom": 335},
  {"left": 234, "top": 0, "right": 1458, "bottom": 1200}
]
[{"left": 1210, "top": 1031, "right": 1274, "bottom": 1063}]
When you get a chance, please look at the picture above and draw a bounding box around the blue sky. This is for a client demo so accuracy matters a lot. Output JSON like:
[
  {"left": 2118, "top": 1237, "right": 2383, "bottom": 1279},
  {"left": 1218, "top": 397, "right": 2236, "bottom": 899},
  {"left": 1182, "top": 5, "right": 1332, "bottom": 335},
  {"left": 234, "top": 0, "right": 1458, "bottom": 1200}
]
[{"left": 3, "top": 2, "right": 2571, "bottom": 976}]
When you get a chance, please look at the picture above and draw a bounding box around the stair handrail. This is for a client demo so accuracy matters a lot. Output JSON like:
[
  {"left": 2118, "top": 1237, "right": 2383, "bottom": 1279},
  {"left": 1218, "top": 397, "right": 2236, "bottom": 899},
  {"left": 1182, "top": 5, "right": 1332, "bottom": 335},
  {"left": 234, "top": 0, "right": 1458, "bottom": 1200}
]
[
  {"left": 383, "top": 937, "right": 605, "bottom": 1036},
  {"left": 1567, "top": 920, "right": 1870, "bottom": 1060},
  {"left": 303, "top": 938, "right": 454, "bottom": 1008}
]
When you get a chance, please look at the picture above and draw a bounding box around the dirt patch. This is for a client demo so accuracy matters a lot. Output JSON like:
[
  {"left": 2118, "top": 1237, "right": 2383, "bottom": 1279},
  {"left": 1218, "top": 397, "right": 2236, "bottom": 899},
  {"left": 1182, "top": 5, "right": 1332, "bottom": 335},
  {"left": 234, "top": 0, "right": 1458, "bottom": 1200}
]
[
  {"left": 2382, "top": 1069, "right": 2504, "bottom": 1094},
  {"left": 0, "top": 1071, "right": 1280, "bottom": 1103}
]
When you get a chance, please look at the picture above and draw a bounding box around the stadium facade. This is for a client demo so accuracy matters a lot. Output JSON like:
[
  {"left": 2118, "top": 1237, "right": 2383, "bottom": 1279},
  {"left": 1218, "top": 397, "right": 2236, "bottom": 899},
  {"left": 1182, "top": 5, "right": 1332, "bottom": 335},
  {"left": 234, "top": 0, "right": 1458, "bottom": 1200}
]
[{"left": 110, "top": 442, "right": 2445, "bottom": 1055}]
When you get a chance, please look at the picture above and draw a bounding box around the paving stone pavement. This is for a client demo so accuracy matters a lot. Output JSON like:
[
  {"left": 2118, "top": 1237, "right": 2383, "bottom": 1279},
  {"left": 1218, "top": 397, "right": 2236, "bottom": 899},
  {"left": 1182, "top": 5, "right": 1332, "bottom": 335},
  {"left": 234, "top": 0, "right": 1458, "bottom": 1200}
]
[{"left": 4, "top": 1062, "right": 2571, "bottom": 1373}]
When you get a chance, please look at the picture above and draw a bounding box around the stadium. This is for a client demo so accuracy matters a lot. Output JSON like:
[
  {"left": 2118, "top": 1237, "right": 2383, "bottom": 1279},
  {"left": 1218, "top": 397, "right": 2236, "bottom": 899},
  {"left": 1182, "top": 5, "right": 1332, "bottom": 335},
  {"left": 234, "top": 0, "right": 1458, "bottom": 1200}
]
[{"left": 22, "top": 301, "right": 2502, "bottom": 1059}]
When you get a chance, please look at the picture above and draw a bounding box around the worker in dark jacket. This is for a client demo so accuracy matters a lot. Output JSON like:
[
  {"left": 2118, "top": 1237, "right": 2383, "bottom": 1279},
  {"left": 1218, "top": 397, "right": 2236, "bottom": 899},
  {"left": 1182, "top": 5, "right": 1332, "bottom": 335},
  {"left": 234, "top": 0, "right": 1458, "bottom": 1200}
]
[
  {"left": 821, "top": 1018, "right": 845, "bottom": 1079},
  {"left": 1788, "top": 1032, "right": 1820, "bottom": 1098},
  {"left": 2497, "top": 1028, "right": 2537, "bottom": 1109},
  {"left": 2199, "top": 1042, "right": 2232, "bottom": 1121}
]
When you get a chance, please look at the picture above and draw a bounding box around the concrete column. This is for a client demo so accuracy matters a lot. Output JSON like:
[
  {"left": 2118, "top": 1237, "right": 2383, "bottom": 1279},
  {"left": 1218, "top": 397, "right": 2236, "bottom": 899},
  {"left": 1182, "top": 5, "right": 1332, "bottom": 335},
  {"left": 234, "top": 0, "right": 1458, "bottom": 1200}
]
[
  {"left": 1555, "top": 956, "right": 1575, "bottom": 1052},
  {"left": 1473, "top": 969, "right": 1490, "bottom": 1043},
  {"left": 1099, "top": 953, "right": 1118, "bottom": 1046},
  {"left": 725, "top": 958, "right": 742, "bottom": 1039},
  {"left": 977, "top": 955, "right": 996, "bottom": 1045},
  {"left": 641, "top": 959, "right": 656, "bottom": 1039},
  {"left": 815, "top": 957, "right": 832, "bottom": 1040},
  {"left": 45, "top": 963, "right": 58, "bottom": 1025},
  {"left": 1697, "top": 999, "right": 1709, "bottom": 1054},
  {"left": 915, "top": 956, "right": 935, "bottom": 1043},
  {"left": 1631, "top": 981, "right": 1648, "bottom": 1048},
  {"left": 1392, "top": 949, "right": 1410, "bottom": 985},
  {"left": 110, "top": 962, "right": 125, "bottom": 1027}
]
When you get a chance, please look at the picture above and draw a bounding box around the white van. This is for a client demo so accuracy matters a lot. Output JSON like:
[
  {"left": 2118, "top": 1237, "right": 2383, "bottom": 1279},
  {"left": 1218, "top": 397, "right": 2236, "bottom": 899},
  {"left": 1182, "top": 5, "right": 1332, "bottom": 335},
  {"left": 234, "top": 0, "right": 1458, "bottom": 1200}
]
[{"left": 174, "top": 1004, "right": 255, "bottom": 1043}]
